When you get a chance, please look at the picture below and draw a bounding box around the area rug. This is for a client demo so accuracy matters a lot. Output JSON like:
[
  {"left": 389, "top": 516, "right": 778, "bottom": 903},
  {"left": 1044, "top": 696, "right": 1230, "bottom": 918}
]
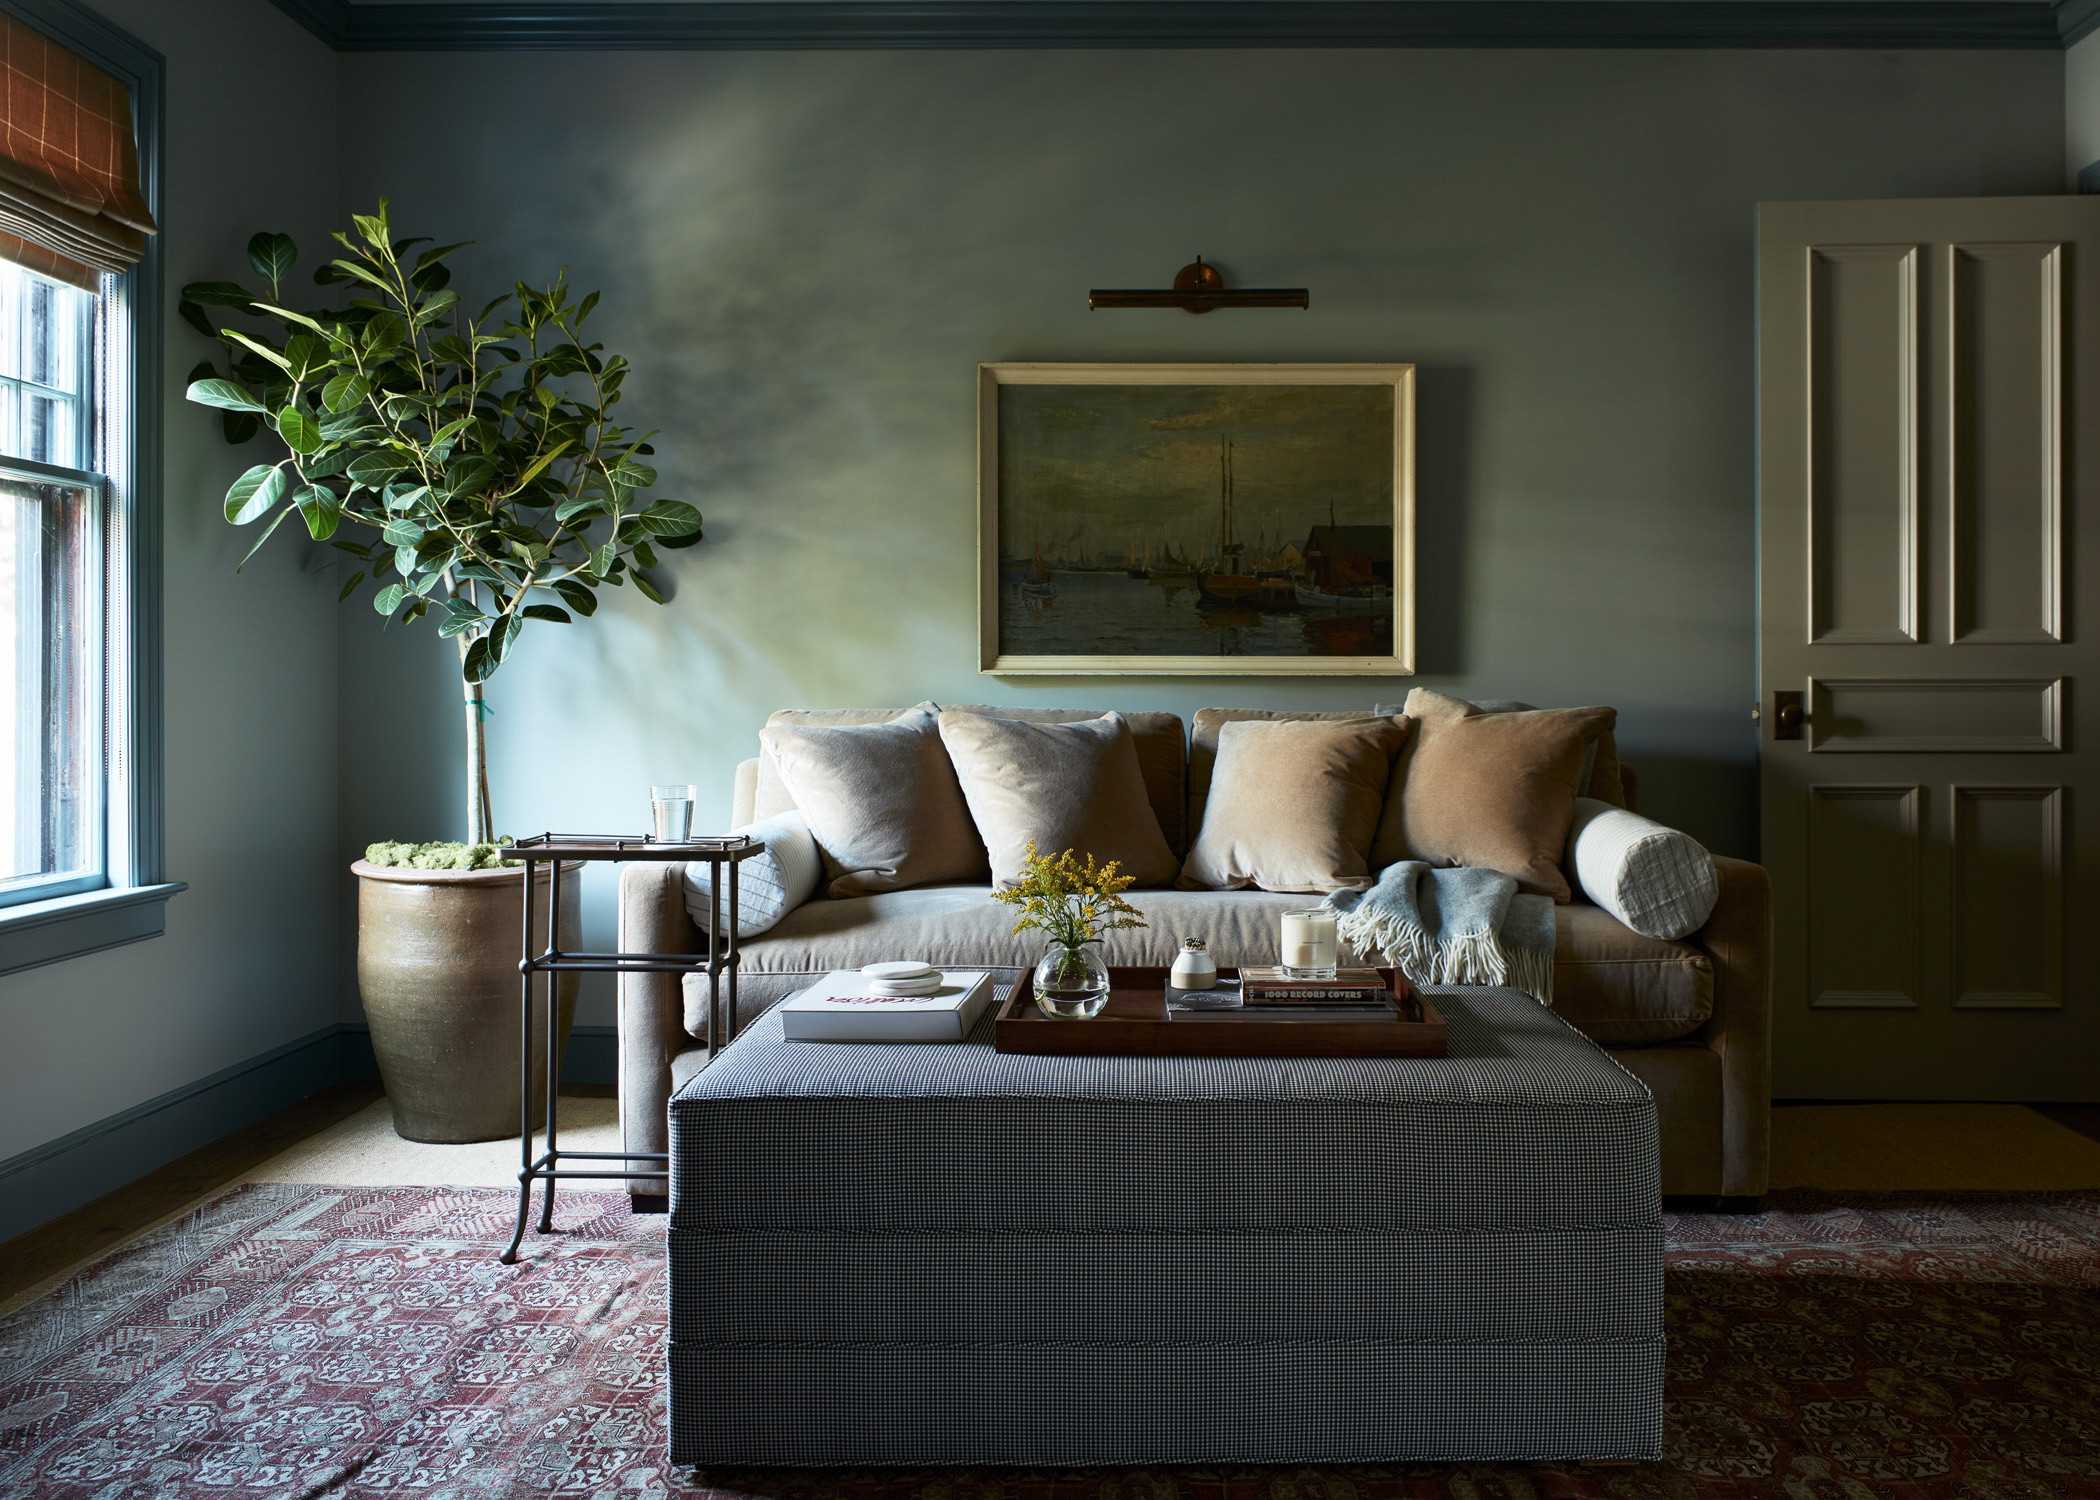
[{"left": 1, "top": 1185, "right": 2097, "bottom": 1499}]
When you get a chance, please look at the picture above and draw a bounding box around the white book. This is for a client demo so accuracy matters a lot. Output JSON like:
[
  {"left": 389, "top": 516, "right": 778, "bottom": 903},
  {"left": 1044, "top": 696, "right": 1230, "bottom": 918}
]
[{"left": 778, "top": 970, "right": 999, "bottom": 1042}]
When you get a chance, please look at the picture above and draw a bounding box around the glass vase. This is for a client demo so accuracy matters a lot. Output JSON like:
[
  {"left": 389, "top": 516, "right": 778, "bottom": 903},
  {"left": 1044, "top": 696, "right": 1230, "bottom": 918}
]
[{"left": 1033, "top": 943, "right": 1111, "bottom": 1019}]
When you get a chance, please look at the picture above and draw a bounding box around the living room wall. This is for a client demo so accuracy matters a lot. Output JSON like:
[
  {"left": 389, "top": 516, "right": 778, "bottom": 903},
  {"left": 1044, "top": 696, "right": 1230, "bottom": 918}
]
[
  {"left": 0, "top": 0, "right": 343, "bottom": 1238},
  {"left": 338, "top": 45, "right": 2061, "bottom": 919}
]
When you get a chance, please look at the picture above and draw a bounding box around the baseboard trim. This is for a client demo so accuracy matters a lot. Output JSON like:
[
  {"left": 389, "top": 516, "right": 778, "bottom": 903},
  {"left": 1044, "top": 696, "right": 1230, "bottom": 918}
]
[{"left": 0, "top": 1022, "right": 620, "bottom": 1243}]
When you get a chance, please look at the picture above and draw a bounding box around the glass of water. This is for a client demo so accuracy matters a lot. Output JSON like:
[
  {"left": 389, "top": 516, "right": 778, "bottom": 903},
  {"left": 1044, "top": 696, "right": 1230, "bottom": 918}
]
[{"left": 650, "top": 784, "right": 695, "bottom": 842}]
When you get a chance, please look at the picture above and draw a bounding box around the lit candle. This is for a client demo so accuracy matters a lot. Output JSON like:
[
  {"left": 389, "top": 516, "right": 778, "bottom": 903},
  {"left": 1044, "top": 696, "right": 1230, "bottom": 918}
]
[{"left": 1280, "top": 908, "right": 1339, "bottom": 977}]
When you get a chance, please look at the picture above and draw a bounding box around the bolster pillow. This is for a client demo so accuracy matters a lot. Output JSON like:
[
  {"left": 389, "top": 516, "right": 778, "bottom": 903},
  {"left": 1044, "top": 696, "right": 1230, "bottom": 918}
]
[
  {"left": 1564, "top": 797, "right": 1719, "bottom": 940},
  {"left": 681, "top": 810, "right": 822, "bottom": 939}
]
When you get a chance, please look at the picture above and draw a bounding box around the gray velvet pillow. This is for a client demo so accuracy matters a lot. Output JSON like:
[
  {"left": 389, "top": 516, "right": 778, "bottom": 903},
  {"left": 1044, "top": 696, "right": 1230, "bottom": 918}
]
[
  {"left": 938, "top": 711, "right": 1179, "bottom": 889},
  {"left": 760, "top": 706, "right": 985, "bottom": 897},
  {"left": 1180, "top": 717, "right": 1410, "bottom": 894}
]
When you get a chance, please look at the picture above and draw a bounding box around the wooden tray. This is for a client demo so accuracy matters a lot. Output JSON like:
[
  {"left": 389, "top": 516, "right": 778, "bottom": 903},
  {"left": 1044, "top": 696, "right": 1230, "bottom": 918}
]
[{"left": 994, "top": 966, "right": 1447, "bottom": 1059}]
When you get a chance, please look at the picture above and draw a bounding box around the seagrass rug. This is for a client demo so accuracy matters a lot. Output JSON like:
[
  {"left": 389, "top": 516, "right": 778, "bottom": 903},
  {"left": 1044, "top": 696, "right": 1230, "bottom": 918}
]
[{"left": 1, "top": 1184, "right": 2096, "bottom": 1499}]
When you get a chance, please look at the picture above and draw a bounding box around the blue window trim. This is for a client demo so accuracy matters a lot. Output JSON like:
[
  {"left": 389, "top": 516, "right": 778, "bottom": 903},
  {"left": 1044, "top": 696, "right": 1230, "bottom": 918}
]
[{"left": 0, "top": 0, "right": 181, "bottom": 978}]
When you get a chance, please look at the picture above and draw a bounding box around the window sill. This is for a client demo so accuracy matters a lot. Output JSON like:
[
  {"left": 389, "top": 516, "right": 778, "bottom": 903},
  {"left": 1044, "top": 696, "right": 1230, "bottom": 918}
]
[{"left": 0, "top": 881, "right": 187, "bottom": 977}]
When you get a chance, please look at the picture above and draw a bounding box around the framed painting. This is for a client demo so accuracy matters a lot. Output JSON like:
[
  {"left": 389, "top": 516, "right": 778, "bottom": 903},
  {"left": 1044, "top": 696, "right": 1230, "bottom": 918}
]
[{"left": 977, "top": 362, "right": 1415, "bottom": 676}]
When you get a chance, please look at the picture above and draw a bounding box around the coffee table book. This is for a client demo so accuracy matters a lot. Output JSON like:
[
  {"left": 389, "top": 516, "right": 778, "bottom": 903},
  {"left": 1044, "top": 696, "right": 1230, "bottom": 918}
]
[
  {"left": 1239, "top": 965, "right": 1403, "bottom": 1006},
  {"left": 781, "top": 970, "right": 999, "bottom": 1041},
  {"left": 995, "top": 966, "right": 1447, "bottom": 1059}
]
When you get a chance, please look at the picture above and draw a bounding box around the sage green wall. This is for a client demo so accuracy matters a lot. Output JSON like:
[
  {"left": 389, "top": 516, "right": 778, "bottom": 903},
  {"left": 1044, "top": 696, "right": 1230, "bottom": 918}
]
[
  {"left": 335, "top": 47, "right": 2062, "bottom": 1018},
  {"left": 0, "top": 0, "right": 341, "bottom": 1182},
  {"left": 2069, "top": 32, "right": 2100, "bottom": 179}
]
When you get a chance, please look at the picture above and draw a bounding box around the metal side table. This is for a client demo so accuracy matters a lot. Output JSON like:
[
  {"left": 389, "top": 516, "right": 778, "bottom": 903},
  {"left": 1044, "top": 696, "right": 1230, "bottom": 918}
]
[{"left": 501, "top": 832, "right": 763, "bottom": 1264}]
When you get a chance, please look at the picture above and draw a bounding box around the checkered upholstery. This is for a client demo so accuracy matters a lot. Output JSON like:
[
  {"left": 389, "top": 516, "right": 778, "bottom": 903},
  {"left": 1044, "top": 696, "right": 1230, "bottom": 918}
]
[{"left": 667, "top": 985, "right": 1663, "bottom": 1465}]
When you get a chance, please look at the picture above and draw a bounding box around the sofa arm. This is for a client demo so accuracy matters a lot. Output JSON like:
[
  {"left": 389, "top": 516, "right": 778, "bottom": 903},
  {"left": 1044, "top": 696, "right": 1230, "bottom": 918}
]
[
  {"left": 1688, "top": 854, "right": 1772, "bottom": 1199},
  {"left": 618, "top": 861, "right": 696, "bottom": 1200}
]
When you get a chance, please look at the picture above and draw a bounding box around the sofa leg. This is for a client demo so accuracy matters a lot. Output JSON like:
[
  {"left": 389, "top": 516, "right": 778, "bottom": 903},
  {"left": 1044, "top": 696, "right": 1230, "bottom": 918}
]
[{"left": 630, "top": 1193, "right": 669, "bottom": 1215}]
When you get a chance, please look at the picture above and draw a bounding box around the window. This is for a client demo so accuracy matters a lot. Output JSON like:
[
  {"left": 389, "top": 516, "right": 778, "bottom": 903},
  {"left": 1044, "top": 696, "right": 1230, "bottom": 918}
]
[
  {"left": 0, "top": 0, "right": 171, "bottom": 974},
  {"left": 0, "top": 263, "right": 101, "bottom": 905}
]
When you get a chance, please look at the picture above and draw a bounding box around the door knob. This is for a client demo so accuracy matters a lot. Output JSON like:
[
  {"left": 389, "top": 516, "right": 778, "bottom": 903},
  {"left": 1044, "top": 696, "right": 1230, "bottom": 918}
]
[{"left": 1772, "top": 690, "right": 1804, "bottom": 740}]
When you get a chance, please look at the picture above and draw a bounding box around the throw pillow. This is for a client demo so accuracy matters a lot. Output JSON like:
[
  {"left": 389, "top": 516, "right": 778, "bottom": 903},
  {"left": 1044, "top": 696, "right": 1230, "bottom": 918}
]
[
  {"left": 1374, "top": 695, "right": 1625, "bottom": 807},
  {"left": 1180, "top": 716, "right": 1410, "bottom": 893},
  {"left": 938, "top": 711, "right": 1179, "bottom": 888},
  {"left": 1187, "top": 708, "right": 1392, "bottom": 833},
  {"left": 759, "top": 705, "right": 984, "bottom": 897},
  {"left": 752, "top": 704, "right": 937, "bottom": 822},
  {"left": 1373, "top": 687, "right": 1614, "bottom": 902},
  {"left": 681, "top": 810, "right": 822, "bottom": 937},
  {"left": 1564, "top": 797, "right": 1719, "bottom": 940},
  {"left": 944, "top": 705, "right": 1190, "bottom": 853}
]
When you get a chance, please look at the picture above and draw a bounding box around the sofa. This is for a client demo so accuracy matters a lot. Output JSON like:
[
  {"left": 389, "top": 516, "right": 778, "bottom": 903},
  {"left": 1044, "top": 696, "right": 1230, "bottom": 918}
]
[{"left": 618, "top": 702, "right": 1771, "bottom": 1206}]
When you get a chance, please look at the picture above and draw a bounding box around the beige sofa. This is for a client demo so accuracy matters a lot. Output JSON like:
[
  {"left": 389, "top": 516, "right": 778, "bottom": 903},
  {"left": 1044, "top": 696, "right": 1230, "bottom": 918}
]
[{"left": 618, "top": 705, "right": 1771, "bottom": 1208}]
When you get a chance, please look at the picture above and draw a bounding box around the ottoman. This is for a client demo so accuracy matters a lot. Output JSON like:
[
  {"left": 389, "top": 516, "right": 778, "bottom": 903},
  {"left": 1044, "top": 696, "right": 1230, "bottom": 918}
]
[{"left": 666, "top": 985, "right": 1662, "bottom": 1467}]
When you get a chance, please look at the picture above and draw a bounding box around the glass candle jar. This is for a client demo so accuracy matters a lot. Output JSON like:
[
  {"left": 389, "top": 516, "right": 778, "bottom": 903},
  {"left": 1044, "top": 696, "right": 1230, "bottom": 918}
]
[{"left": 1280, "top": 908, "right": 1340, "bottom": 979}]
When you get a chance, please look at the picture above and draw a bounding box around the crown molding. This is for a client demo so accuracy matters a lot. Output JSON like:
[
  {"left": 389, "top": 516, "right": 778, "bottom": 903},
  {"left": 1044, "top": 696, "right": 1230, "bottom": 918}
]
[{"left": 267, "top": 1, "right": 2072, "bottom": 52}]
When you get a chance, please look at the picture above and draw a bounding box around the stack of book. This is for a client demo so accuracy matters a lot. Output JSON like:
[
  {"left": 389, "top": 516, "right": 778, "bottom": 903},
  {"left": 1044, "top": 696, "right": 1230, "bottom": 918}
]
[{"left": 1235, "top": 967, "right": 1396, "bottom": 1019}]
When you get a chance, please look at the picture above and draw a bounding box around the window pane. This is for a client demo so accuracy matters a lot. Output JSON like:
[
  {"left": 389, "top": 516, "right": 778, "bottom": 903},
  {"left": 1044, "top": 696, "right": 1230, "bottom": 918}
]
[
  {"left": 0, "top": 471, "right": 100, "bottom": 896},
  {"left": 0, "top": 260, "right": 90, "bottom": 472}
]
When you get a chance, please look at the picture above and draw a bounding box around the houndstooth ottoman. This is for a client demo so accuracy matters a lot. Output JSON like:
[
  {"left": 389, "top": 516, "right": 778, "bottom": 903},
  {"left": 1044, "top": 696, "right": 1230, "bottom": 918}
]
[{"left": 666, "top": 985, "right": 1662, "bottom": 1467}]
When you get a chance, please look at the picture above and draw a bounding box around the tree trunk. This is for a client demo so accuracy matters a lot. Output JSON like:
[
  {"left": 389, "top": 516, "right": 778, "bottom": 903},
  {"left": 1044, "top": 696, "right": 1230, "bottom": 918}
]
[{"left": 457, "top": 633, "right": 494, "bottom": 844}]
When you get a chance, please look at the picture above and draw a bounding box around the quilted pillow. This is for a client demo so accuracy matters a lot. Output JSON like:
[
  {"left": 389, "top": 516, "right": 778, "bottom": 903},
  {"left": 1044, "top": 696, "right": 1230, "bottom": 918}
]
[{"left": 681, "top": 810, "right": 822, "bottom": 938}]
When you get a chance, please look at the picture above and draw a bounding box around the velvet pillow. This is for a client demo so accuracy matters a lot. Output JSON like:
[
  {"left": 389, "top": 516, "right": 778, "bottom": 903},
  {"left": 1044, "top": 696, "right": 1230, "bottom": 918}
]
[
  {"left": 938, "top": 711, "right": 1179, "bottom": 888},
  {"left": 759, "top": 706, "right": 984, "bottom": 897},
  {"left": 1374, "top": 696, "right": 1625, "bottom": 807},
  {"left": 1373, "top": 688, "right": 1614, "bottom": 902},
  {"left": 1180, "top": 716, "right": 1410, "bottom": 894}
]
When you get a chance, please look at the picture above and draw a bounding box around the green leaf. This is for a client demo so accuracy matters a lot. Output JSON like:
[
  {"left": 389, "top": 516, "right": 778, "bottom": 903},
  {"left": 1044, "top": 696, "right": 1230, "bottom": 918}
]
[
  {"left": 234, "top": 501, "right": 297, "bottom": 571},
  {"left": 632, "top": 571, "right": 665, "bottom": 605},
  {"left": 522, "top": 604, "right": 571, "bottom": 624},
  {"left": 276, "top": 406, "right": 322, "bottom": 454},
  {"left": 181, "top": 280, "right": 257, "bottom": 308},
  {"left": 352, "top": 212, "right": 389, "bottom": 247},
  {"left": 221, "top": 410, "right": 261, "bottom": 446},
  {"left": 412, "top": 289, "right": 460, "bottom": 326},
  {"left": 337, "top": 569, "right": 366, "bottom": 602},
  {"left": 510, "top": 439, "right": 573, "bottom": 494},
  {"left": 220, "top": 329, "right": 293, "bottom": 373},
  {"left": 632, "top": 540, "right": 658, "bottom": 571},
  {"left": 554, "top": 497, "right": 606, "bottom": 526},
  {"left": 251, "top": 302, "right": 325, "bottom": 335},
  {"left": 637, "top": 499, "right": 701, "bottom": 537},
  {"left": 552, "top": 579, "right": 597, "bottom": 617},
  {"left": 373, "top": 582, "right": 407, "bottom": 617},
  {"left": 247, "top": 233, "right": 297, "bottom": 286},
  {"left": 224, "top": 464, "right": 287, "bottom": 524},
  {"left": 347, "top": 451, "right": 409, "bottom": 486},
  {"left": 381, "top": 518, "right": 424, "bottom": 548},
  {"left": 362, "top": 309, "right": 408, "bottom": 351},
  {"left": 657, "top": 528, "right": 704, "bottom": 551},
  {"left": 320, "top": 372, "right": 370, "bottom": 413},
  {"left": 186, "top": 378, "right": 266, "bottom": 413},
  {"left": 416, "top": 242, "right": 470, "bottom": 272},
  {"left": 327, "top": 258, "right": 390, "bottom": 294},
  {"left": 395, "top": 543, "right": 420, "bottom": 579},
  {"left": 462, "top": 635, "right": 494, "bottom": 683},
  {"left": 294, "top": 484, "right": 341, "bottom": 540},
  {"left": 586, "top": 542, "right": 617, "bottom": 580}
]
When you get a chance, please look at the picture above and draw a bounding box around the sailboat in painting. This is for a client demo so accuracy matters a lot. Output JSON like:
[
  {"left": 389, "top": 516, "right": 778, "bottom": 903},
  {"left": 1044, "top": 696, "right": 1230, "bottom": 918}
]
[{"left": 1198, "top": 442, "right": 1262, "bottom": 604}]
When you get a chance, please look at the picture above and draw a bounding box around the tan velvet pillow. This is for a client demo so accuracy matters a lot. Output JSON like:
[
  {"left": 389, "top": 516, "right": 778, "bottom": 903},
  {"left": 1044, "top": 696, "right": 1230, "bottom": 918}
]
[
  {"left": 938, "top": 711, "right": 1179, "bottom": 889},
  {"left": 1180, "top": 717, "right": 1409, "bottom": 894},
  {"left": 1373, "top": 688, "right": 1615, "bottom": 902},
  {"left": 945, "top": 705, "right": 1189, "bottom": 854},
  {"left": 760, "top": 706, "right": 985, "bottom": 897},
  {"left": 1187, "top": 708, "right": 1392, "bottom": 835},
  {"left": 1373, "top": 696, "right": 1625, "bottom": 808}
]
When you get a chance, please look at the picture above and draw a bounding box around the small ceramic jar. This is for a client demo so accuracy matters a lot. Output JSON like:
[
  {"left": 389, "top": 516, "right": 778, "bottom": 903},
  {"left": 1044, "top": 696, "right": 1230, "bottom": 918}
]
[{"left": 1169, "top": 938, "right": 1218, "bottom": 991}]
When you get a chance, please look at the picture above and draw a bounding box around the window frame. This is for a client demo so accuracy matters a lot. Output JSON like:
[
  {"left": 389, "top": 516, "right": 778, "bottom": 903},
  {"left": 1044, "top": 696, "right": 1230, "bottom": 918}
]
[{"left": 0, "top": 0, "right": 178, "bottom": 976}]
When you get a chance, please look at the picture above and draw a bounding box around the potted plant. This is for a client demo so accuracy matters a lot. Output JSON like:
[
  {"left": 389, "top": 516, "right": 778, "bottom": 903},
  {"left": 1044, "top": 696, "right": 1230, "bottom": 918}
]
[{"left": 183, "top": 201, "right": 703, "bottom": 1141}]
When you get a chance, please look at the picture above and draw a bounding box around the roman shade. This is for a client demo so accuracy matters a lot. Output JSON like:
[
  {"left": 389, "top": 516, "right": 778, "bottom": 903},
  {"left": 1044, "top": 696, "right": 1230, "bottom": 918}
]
[{"left": 0, "top": 15, "right": 156, "bottom": 289}]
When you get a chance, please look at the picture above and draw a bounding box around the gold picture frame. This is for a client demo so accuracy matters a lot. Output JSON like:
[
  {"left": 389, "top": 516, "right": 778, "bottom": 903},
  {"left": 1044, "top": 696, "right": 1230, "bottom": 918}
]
[{"left": 978, "top": 362, "right": 1415, "bottom": 676}]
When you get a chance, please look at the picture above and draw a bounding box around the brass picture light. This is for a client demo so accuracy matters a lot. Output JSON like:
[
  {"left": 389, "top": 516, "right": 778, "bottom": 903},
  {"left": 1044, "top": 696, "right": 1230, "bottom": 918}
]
[{"left": 1089, "top": 257, "right": 1309, "bottom": 314}]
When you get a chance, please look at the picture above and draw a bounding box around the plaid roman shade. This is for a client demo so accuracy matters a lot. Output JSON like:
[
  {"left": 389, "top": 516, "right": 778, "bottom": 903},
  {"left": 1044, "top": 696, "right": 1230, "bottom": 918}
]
[{"left": 0, "top": 13, "right": 155, "bottom": 289}]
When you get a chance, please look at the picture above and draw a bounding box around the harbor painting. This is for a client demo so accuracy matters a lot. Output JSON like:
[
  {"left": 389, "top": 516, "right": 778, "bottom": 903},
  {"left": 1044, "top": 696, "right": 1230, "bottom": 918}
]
[{"left": 978, "top": 363, "right": 1415, "bottom": 675}]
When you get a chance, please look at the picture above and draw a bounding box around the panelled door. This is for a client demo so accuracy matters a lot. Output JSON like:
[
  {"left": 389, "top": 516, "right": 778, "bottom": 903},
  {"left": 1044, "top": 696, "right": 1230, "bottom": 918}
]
[{"left": 1760, "top": 196, "right": 2100, "bottom": 1102}]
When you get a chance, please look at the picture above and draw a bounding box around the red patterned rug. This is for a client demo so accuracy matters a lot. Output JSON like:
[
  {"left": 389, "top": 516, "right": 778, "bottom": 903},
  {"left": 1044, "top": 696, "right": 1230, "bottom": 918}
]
[{"left": 1, "top": 1184, "right": 2096, "bottom": 1498}]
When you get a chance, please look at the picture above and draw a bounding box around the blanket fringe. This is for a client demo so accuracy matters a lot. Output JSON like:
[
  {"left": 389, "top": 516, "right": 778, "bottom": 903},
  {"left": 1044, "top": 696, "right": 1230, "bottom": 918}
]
[{"left": 1336, "top": 907, "right": 1554, "bottom": 1006}]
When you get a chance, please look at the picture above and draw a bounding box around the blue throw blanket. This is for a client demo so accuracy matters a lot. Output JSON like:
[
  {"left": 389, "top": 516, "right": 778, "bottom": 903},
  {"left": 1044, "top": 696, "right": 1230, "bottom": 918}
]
[{"left": 1324, "top": 862, "right": 1555, "bottom": 1005}]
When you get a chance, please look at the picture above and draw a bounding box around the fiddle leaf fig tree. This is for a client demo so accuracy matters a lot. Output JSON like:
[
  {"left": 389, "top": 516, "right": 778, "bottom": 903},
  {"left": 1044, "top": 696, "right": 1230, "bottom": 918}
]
[{"left": 182, "top": 200, "right": 701, "bottom": 844}]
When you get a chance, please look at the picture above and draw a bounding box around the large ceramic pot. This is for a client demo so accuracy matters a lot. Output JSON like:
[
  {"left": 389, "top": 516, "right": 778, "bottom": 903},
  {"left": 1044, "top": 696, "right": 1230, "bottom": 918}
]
[{"left": 352, "top": 859, "right": 582, "bottom": 1143}]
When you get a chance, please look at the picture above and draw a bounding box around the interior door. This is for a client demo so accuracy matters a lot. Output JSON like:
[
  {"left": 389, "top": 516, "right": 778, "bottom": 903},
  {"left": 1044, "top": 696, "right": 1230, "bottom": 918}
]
[{"left": 1760, "top": 196, "right": 2100, "bottom": 1102}]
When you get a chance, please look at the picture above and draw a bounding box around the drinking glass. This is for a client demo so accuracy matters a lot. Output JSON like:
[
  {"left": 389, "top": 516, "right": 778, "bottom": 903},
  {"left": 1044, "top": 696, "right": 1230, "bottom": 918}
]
[
  {"left": 651, "top": 784, "right": 695, "bottom": 842},
  {"left": 1280, "top": 908, "right": 1339, "bottom": 979}
]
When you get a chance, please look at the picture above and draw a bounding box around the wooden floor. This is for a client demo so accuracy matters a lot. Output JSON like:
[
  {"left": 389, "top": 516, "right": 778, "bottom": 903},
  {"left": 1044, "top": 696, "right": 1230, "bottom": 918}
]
[{"left": 3, "top": 1087, "right": 2098, "bottom": 1315}]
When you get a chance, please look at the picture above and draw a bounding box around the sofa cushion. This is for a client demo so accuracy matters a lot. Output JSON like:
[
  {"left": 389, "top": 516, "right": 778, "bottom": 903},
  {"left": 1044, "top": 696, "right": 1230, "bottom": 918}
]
[
  {"left": 760, "top": 707, "right": 986, "bottom": 896},
  {"left": 709, "top": 885, "right": 1711, "bottom": 1047},
  {"left": 938, "top": 710, "right": 1178, "bottom": 888},
  {"left": 1553, "top": 900, "right": 1712, "bottom": 1045},
  {"left": 945, "top": 705, "right": 1189, "bottom": 854},
  {"left": 753, "top": 705, "right": 932, "bottom": 822},
  {"left": 1375, "top": 689, "right": 1614, "bottom": 903},
  {"left": 1181, "top": 717, "right": 1409, "bottom": 894}
]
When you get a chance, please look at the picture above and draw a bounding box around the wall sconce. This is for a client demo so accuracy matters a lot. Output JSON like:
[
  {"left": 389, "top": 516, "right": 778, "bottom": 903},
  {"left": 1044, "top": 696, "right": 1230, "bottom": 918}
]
[{"left": 1089, "top": 257, "right": 1309, "bottom": 314}]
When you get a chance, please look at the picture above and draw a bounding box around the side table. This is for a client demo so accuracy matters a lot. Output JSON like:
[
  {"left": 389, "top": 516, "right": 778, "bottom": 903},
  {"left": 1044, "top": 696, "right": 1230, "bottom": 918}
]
[{"left": 501, "top": 831, "right": 764, "bottom": 1264}]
